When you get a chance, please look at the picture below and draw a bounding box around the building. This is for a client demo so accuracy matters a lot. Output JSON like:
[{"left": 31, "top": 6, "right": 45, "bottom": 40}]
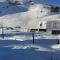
[{"left": 46, "top": 21, "right": 60, "bottom": 34}]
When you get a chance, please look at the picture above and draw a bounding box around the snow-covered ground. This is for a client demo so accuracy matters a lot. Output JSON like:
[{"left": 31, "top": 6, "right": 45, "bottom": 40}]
[
  {"left": 0, "top": 32, "right": 58, "bottom": 40},
  {"left": 0, "top": 39, "right": 60, "bottom": 60}
]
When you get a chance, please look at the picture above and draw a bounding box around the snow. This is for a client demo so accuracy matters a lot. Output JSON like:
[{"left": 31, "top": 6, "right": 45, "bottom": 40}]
[
  {"left": 0, "top": 0, "right": 60, "bottom": 29},
  {"left": 0, "top": 0, "right": 60, "bottom": 60},
  {"left": 0, "top": 39, "right": 60, "bottom": 60},
  {"left": 0, "top": 32, "right": 58, "bottom": 40},
  {"left": 51, "top": 44, "right": 60, "bottom": 50}
]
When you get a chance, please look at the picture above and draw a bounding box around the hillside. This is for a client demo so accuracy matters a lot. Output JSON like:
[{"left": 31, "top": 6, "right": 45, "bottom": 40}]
[{"left": 0, "top": 0, "right": 60, "bottom": 31}]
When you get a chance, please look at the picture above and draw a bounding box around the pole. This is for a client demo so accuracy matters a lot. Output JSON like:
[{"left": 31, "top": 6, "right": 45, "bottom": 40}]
[
  {"left": 32, "top": 32, "right": 34, "bottom": 44},
  {"left": 57, "top": 39, "right": 59, "bottom": 44},
  {"left": 2, "top": 27, "right": 4, "bottom": 39}
]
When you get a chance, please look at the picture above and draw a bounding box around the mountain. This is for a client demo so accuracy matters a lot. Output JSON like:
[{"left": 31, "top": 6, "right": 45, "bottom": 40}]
[{"left": 0, "top": 0, "right": 60, "bottom": 32}]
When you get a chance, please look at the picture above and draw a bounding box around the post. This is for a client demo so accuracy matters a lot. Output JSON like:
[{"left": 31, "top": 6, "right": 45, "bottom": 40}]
[
  {"left": 32, "top": 32, "right": 34, "bottom": 44},
  {"left": 2, "top": 27, "right": 4, "bottom": 39}
]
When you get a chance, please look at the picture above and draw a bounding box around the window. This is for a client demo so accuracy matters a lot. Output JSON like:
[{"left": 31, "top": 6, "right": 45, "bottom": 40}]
[{"left": 40, "top": 22, "right": 42, "bottom": 27}]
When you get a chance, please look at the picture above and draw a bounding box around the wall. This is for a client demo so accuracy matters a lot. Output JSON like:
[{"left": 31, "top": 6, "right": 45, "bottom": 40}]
[{"left": 46, "top": 21, "right": 60, "bottom": 31}]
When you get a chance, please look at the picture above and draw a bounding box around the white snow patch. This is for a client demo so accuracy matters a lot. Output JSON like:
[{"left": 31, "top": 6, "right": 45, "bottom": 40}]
[
  {"left": 12, "top": 45, "right": 31, "bottom": 49},
  {"left": 51, "top": 44, "right": 60, "bottom": 50},
  {"left": 3, "top": 44, "right": 55, "bottom": 52}
]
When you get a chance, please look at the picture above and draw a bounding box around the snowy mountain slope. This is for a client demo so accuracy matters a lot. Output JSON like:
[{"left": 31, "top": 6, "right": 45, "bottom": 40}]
[
  {"left": 0, "top": 0, "right": 60, "bottom": 30},
  {"left": 0, "top": 7, "right": 60, "bottom": 29},
  {"left": 6, "top": 0, "right": 60, "bottom": 6}
]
